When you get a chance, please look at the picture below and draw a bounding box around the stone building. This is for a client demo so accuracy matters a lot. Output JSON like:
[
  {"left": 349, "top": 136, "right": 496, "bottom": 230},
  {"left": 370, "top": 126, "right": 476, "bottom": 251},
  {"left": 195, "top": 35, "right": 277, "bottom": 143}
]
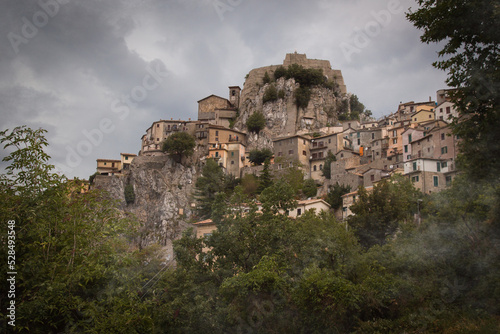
[{"left": 273, "top": 135, "right": 311, "bottom": 175}]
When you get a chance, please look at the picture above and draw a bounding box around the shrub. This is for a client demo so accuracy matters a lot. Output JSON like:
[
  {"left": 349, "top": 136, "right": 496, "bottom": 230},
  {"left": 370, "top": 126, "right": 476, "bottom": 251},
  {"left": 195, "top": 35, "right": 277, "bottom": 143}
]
[
  {"left": 161, "top": 132, "right": 196, "bottom": 160},
  {"left": 278, "top": 89, "right": 285, "bottom": 99},
  {"left": 124, "top": 184, "right": 135, "bottom": 204},
  {"left": 302, "top": 179, "right": 318, "bottom": 198},
  {"left": 274, "top": 66, "right": 287, "bottom": 80},
  {"left": 246, "top": 111, "right": 266, "bottom": 133},
  {"left": 263, "top": 84, "right": 278, "bottom": 104},
  {"left": 262, "top": 71, "right": 271, "bottom": 84},
  {"left": 248, "top": 148, "right": 273, "bottom": 165},
  {"left": 295, "top": 86, "right": 311, "bottom": 109}
]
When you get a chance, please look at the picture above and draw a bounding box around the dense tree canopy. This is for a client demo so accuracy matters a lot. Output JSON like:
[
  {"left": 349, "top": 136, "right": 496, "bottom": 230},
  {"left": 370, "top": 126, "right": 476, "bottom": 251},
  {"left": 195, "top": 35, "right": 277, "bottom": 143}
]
[{"left": 161, "top": 131, "right": 196, "bottom": 161}]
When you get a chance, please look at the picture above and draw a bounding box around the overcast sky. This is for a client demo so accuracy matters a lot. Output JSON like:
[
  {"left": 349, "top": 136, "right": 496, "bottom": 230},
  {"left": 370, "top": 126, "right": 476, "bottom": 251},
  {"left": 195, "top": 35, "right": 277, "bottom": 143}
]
[{"left": 0, "top": 0, "right": 448, "bottom": 179}]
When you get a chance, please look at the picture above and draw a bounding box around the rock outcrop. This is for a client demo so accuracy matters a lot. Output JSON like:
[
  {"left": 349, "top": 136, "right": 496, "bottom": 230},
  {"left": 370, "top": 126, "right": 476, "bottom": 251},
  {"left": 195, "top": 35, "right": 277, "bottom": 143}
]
[
  {"left": 233, "top": 53, "right": 348, "bottom": 150},
  {"left": 94, "top": 154, "right": 200, "bottom": 259}
]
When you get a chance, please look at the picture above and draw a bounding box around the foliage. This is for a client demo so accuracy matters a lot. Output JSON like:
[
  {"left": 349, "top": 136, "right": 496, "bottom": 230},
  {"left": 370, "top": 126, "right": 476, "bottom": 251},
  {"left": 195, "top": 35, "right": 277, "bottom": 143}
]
[
  {"left": 278, "top": 89, "right": 285, "bottom": 99},
  {"left": 258, "top": 158, "right": 273, "bottom": 193},
  {"left": 194, "top": 159, "right": 225, "bottom": 219},
  {"left": 302, "top": 178, "right": 317, "bottom": 198},
  {"left": 89, "top": 171, "right": 98, "bottom": 184},
  {"left": 348, "top": 175, "right": 422, "bottom": 249},
  {"left": 294, "top": 86, "right": 311, "bottom": 109},
  {"left": 322, "top": 151, "right": 337, "bottom": 179},
  {"left": 407, "top": 0, "right": 500, "bottom": 181},
  {"left": 246, "top": 111, "right": 266, "bottom": 134},
  {"left": 124, "top": 183, "right": 135, "bottom": 204},
  {"left": 263, "top": 84, "right": 278, "bottom": 103},
  {"left": 241, "top": 174, "right": 259, "bottom": 197},
  {"left": 248, "top": 148, "right": 273, "bottom": 165},
  {"left": 326, "top": 183, "right": 351, "bottom": 210},
  {"left": 161, "top": 131, "right": 196, "bottom": 160},
  {"left": 262, "top": 71, "right": 271, "bottom": 84},
  {"left": 273, "top": 66, "right": 287, "bottom": 80},
  {"left": 0, "top": 126, "right": 149, "bottom": 333}
]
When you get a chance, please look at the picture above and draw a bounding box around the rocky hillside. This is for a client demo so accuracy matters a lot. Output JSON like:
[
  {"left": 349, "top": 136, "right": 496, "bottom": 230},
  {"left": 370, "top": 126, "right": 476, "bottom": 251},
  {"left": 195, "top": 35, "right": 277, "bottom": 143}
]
[
  {"left": 94, "top": 154, "right": 201, "bottom": 259},
  {"left": 233, "top": 54, "right": 348, "bottom": 150}
]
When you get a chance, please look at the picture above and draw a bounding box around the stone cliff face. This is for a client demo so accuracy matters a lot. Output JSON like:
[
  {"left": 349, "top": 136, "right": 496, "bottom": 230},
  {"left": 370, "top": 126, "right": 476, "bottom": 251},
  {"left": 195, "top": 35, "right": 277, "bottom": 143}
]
[
  {"left": 233, "top": 53, "right": 348, "bottom": 150},
  {"left": 94, "top": 154, "right": 200, "bottom": 259}
]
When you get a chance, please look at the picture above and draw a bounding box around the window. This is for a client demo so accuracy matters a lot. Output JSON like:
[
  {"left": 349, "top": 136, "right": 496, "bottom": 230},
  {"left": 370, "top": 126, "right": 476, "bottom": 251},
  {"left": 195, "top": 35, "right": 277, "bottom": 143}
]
[
  {"left": 231, "top": 161, "right": 234, "bottom": 165},
  {"left": 407, "top": 155, "right": 411, "bottom": 159},
  {"left": 302, "top": 150, "right": 306, "bottom": 156},
  {"left": 412, "top": 176, "right": 419, "bottom": 182},
  {"left": 157, "top": 138, "right": 160, "bottom": 141},
  {"left": 446, "top": 106, "right": 451, "bottom": 114},
  {"left": 371, "top": 175, "right": 375, "bottom": 181},
  {"left": 328, "top": 138, "right": 331, "bottom": 144},
  {"left": 215, "top": 131, "right": 219, "bottom": 136},
  {"left": 357, "top": 139, "right": 361, "bottom": 145},
  {"left": 125, "top": 156, "right": 128, "bottom": 160},
  {"left": 441, "top": 146, "right": 448, "bottom": 154},
  {"left": 313, "top": 165, "right": 317, "bottom": 171},
  {"left": 441, "top": 133, "right": 445, "bottom": 140},
  {"left": 215, "top": 137, "right": 219, "bottom": 142},
  {"left": 157, "top": 124, "right": 159, "bottom": 127},
  {"left": 437, "top": 162, "right": 441, "bottom": 172},
  {"left": 418, "top": 151, "right": 421, "bottom": 157},
  {"left": 278, "top": 152, "right": 283, "bottom": 157},
  {"left": 319, "top": 164, "right": 323, "bottom": 170},
  {"left": 413, "top": 162, "right": 417, "bottom": 171},
  {"left": 433, "top": 176, "right": 439, "bottom": 187},
  {"left": 372, "top": 133, "right": 375, "bottom": 140},
  {"left": 297, "top": 209, "right": 302, "bottom": 216},
  {"left": 288, "top": 150, "right": 294, "bottom": 155},
  {"left": 404, "top": 145, "right": 408, "bottom": 153},
  {"left": 393, "top": 138, "right": 397, "bottom": 144},
  {"left": 442, "top": 161, "right": 448, "bottom": 168},
  {"left": 104, "top": 162, "right": 107, "bottom": 166},
  {"left": 215, "top": 152, "right": 219, "bottom": 157},
  {"left": 303, "top": 140, "right": 306, "bottom": 145},
  {"left": 393, "top": 130, "right": 397, "bottom": 137}
]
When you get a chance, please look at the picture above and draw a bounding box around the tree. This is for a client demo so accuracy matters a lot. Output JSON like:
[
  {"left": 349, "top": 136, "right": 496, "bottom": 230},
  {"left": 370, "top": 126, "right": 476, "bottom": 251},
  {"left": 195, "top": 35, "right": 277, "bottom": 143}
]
[
  {"left": 258, "top": 158, "right": 273, "bottom": 193},
  {"left": 348, "top": 175, "right": 422, "bottom": 248},
  {"left": 325, "top": 183, "right": 351, "bottom": 210},
  {"left": 263, "top": 84, "right": 278, "bottom": 103},
  {"left": 194, "top": 159, "right": 226, "bottom": 219},
  {"left": 246, "top": 111, "right": 266, "bottom": 134},
  {"left": 0, "top": 126, "right": 148, "bottom": 332},
  {"left": 407, "top": 0, "right": 500, "bottom": 180},
  {"left": 248, "top": 148, "right": 273, "bottom": 165},
  {"left": 321, "top": 151, "right": 336, "bottom": 179},
  {"left": 302, "top": 178, "right": 317, "bottom": 198},
  {"left": 161, "top": 132, "right": 196, "bottom": 161},
  {"left": 262, "top": 71, "right": 271, "bottom": 84},
  {"left": 124, "top": 183, "right": 135, "bottom": 204}
]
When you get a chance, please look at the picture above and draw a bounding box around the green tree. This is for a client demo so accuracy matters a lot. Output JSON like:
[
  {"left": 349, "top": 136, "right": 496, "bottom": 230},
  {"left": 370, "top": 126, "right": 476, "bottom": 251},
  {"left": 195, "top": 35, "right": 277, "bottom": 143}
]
[
  {"left": 246, "top": 111, "right": 266, "bottom": 134},
  {"left": 326, "top": 183, "right": 351, "bottom": 210},
  {"left": 407, "top": 0, "right": 500, "bottom": 181},
  {"left": 263, "top": 84, "right": 278, "bottom": 103},
  {"left": 194, "top": 159, "right": 226, "bottom": 219},
  {"left": 295, "top": 86, "right": 311, "bottom": 109},
  {"left": 248, "top": 148, "right": 273, "bottom": 165},
  {"left": 0, "top": 126, "right": 148, "bottom": 333},
  {"left": 258, "top": 158, "right": 273, "bottom": 193},
  {"left": 322, "top": 151, "right": 336, "bottom": 179},
  {"left": 161, "top": 131, "right": 196, "bottom": 161},
  {"left": 348, "top": 175, "right": 422, "bottom": 248},
  {"left": 124, "top": 183, "right": 135, "bottom": 204},
  {"left": 262, "top": 71, "right": 271, "bottom": 84},
  {"left": 302, "top": 178, "right": 318, "bottom": 198}
]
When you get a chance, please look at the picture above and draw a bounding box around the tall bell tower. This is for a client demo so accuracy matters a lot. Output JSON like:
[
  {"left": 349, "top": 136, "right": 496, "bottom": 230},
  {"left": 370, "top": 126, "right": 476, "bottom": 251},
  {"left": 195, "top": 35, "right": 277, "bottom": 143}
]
[{"left": 228, "top": 86, "right": 241, "bottom": 109}]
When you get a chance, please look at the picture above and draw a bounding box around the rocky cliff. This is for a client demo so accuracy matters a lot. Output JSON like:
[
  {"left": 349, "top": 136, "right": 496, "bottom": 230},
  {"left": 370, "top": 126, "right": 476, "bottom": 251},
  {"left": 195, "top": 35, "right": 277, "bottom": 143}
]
[
  {"left": 233, "top": 53, "right": 348, "bottom": 150},
  {"left": 94, "top": 154, "right": 201, "bottom": 259}
]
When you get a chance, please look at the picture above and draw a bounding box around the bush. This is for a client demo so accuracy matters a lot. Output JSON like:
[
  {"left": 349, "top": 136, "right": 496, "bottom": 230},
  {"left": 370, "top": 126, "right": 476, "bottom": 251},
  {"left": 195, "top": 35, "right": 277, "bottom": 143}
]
[
  {"left": 246, "top": 111, "right": 266, "bottom": 133},
  {"left": 295, "top": 86, "right": 311, "bottom": 109},
  {"left": 274, "top": 66, "right": 287, "bottom": 80},
  {"left": 263, "top": 84, "right": 278, "bottom": 104},
  {"left": 262, "top": 71, "right": 271, "bottom": 84},
  {"left": 248, "top": 148, "right": 273, "bottom": 165},
  {"left": 302, "top": 179, "right": 318, "bottom": 198},
  {"left": 278, "top": 89, "right": 285, "bottom": 99},
  {"left": 124, "top": 184, "right": 135, "bottom": 204},
  {"left": 161, "top": 132, "right": 196, "bottom": 160}
]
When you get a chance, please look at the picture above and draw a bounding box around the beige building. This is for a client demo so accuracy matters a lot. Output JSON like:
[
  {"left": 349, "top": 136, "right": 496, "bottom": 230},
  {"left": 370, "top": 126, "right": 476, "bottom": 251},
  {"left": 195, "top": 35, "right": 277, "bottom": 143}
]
[
  {"left": 411, "top": 109, "right": 436, "bottom": 125},
  {"left": 192, "top": 219, "right": 216, "bottom": 253},
  {"left": 435, "top": 101, "right": 458, "bottom": 122},
  {"left": 120, "top": 153, "right": 136, "bottom": 171},
  {"left": 341, "top": 187, "right": 373, "bottom": 220},
  {"left": 197, "top": 86, "right": 240, "bottom": 128},
  {"left": 273, "top": 135, "right": 311, "bottom": 175},
  {"left": 96, "top": 159, "right": 121, "bottom": 175}
]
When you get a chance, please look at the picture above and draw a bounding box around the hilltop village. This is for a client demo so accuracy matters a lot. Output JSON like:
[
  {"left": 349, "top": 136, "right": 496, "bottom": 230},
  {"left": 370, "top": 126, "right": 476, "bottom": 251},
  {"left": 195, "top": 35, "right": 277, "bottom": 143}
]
[{"left": 95, "top": 53, "right": 460, "bottom": 223}]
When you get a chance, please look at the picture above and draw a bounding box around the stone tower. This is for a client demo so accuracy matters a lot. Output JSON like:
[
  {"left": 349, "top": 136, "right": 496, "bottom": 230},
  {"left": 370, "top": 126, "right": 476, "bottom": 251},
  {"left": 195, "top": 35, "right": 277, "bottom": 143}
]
[{"left": 229, "top": 86, "right": 241, "bottom": 108}]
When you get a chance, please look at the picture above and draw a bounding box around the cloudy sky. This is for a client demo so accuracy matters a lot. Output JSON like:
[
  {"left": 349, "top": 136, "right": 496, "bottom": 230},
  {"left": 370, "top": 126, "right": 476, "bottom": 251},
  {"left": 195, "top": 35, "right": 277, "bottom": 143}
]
[{"left": 0, "top": 0, "right": 448, "bottom": 179}]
